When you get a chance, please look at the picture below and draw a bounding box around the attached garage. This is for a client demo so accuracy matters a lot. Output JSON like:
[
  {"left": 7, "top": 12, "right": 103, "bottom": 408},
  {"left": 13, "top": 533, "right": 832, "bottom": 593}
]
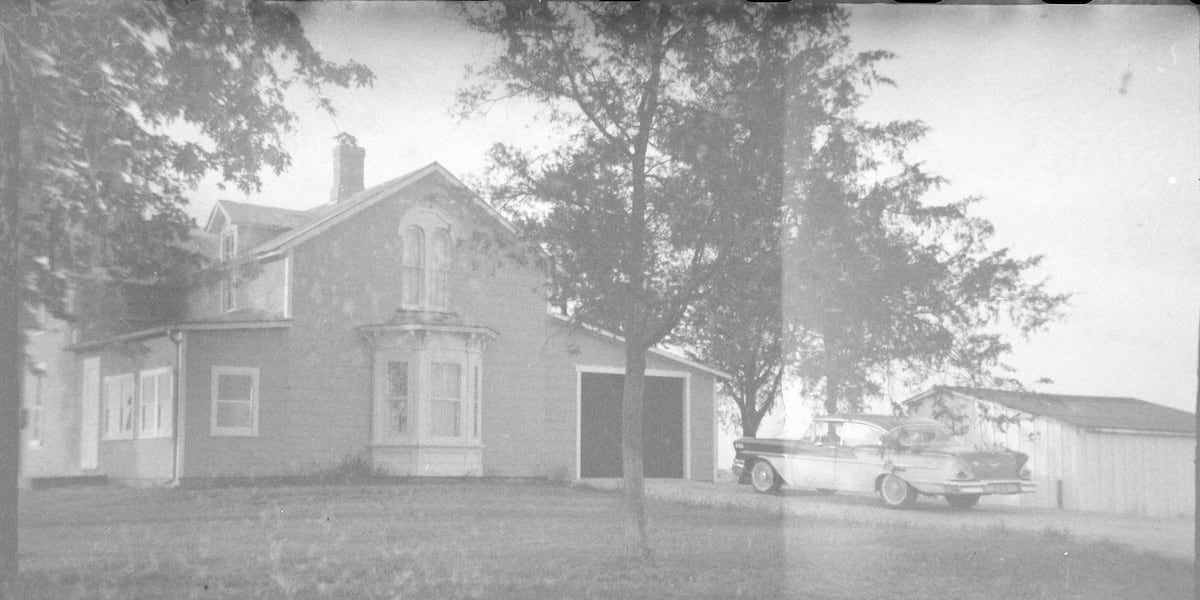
[{"left": 578, "top": 370, "right": 688, "bottom": 479}]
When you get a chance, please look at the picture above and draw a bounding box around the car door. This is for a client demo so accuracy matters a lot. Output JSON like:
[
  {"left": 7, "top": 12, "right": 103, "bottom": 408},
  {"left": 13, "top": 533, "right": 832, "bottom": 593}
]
[
  {"left": 781, "top": 420, "right": 838, "bottom": 490},
  {"left": 833, "top": 421, "right": 888, "bottom": 493}
]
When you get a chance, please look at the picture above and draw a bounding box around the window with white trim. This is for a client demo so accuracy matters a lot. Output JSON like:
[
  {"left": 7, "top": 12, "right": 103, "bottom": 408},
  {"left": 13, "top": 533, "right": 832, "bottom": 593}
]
[
  {"left": 102, "top": 373, "right": 135, "bottom": 440},
  {"left": 219, "top": 228, "right": 238, "bottom": 312},
  {"left": 220, "top": 228, "right": 237, "bottom": 262},
  {"left": 398, "top": 210, "right": 452, "bottom": 311},
  {"left": 429, "top": 361, "right": 462, "bottom": 438},
  {"left": 138, "top": 368, "right": 173, "bottom": 438},
  {"left": 211, "top": 367, "right": 258, "bottom": 436},
  {"left": 386, "top": 361, "right": 409, "bottom": 437},
  {"left": 26, "top": 371, "right": 44, "bottom": 448},
  {"left": 472, "top": 366, "right": 480, "bottom": 441},
  {"left": 429, "top": 229, "right": 450, "bottom": 309},
  {"left": 220, "top": 278, "right": 237, "bottom": 312},
  {"left": 401, "top": 226, "right": 424, "bottom": 307}
]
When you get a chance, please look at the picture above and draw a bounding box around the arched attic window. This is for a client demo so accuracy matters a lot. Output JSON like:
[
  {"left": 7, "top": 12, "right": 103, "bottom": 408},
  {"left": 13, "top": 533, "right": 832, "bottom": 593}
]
[
  {"left": 429, "top": 228, "right": 450, "bottom": 310},
  {"left": 399, "top": 208, "right": 453, "bottom": 311},
  {"left": 401, "top": 225, "right": 425, "bottom": 307}
]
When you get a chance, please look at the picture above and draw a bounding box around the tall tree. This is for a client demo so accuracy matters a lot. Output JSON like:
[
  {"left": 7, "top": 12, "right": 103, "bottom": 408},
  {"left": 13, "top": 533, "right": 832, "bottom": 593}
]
[
  {"left": 782, "top": 55, "right": 1068, "bottom": 415},
  {"left": 668, "top": 6, "right": 889, "bottom": 439},
  {"left": 0, "top": 0, "right": 372, "bottom": 587},
  {"left": 459, "top": 2, "right": 844, "bottom": 555}
]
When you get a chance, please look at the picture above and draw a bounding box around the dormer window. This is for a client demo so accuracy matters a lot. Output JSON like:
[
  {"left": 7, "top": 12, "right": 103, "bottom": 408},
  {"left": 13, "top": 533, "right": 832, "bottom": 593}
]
[
  {"left": 399, "top": 209, "right": 452, "bottom": 311},
  {"left": 220, "top": 227, "right": 238, "bottom": 312},
  {"left": 220, "top": 228, "right": 237, "bottom": 262}
]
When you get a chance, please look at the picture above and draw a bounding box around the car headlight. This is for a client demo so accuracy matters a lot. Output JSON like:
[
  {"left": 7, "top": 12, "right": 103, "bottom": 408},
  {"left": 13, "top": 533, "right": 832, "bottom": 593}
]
[{"left": 1019, "top": 467, "right": 1032, "bottom": 481}]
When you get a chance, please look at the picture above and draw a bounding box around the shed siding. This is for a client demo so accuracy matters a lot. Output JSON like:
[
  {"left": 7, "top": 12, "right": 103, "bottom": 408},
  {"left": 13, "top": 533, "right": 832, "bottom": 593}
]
[
  {"left": 1072, "top": 430, "right": 1193, "bottom": 518},
  {"left": 911, "top": 391, "right": 1195, "bottom": 517}
]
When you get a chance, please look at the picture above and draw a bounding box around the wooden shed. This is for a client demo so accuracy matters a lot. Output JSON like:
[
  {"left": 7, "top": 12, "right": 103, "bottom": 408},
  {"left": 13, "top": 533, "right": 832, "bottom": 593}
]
[{"left": 904, "top": 386, "right": 1195, "bottom": 518}]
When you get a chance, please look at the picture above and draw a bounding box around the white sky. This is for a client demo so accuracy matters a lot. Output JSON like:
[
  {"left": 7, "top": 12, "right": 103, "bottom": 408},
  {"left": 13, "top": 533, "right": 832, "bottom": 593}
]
[{"left": 188, "top": 3, "right": 1199, "bottom": 417}]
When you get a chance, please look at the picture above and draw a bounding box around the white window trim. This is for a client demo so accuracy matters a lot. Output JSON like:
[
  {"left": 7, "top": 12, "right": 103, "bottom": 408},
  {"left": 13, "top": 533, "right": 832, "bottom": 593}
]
[
  {"left": 220, "top": 278, "right": 237, "bottom": 313},
  {"left": 220, "top": 227, "right": 238, "bottom": 262},
  {"left": 426, "top": 359, "right": 466, "bottom": 443},
  {"left": 138, "top": 367, "right": 173, "bottom": 439},
  {"left": 398, "top": 208, "right": 453, "bottom": 312},
  {"left": 27, "top": 372, "right": 44, "bottom": 449},
  {"left": 210, "top": 366, "right": 259, "bottom": 437},
  {"left": 102, "top": 373, "right": 135, "bottom": 441},
  {"left": 573, "top": 366, "right": 691, "bottom": 480}
]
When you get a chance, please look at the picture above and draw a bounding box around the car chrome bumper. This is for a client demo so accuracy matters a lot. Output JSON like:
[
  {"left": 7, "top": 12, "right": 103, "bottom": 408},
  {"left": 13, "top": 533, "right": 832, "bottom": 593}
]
[
  {"left": 928, "top": 480, "right": 1036, "bottom": 495},
  {"left": 731, "top": 458, "right": 746, "bottom": 479}
]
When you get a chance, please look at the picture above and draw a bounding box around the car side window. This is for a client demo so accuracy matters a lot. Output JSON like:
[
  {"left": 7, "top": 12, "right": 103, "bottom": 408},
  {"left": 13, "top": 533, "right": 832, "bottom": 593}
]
[
  {"left": 840, "top": 422, "right": 883, "bottom": 447},
  {"left": 804, "top": 421, "right": 841, "bottom": 446}
]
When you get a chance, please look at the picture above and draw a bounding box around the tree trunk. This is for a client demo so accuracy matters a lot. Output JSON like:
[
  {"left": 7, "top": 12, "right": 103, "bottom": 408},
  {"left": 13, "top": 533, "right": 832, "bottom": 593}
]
[
  {"left": 621, "top": 343, "right": 649, "bottom": 557},
  {"left": 0, "top": 32, "right": 23, "bottom": 589},
  {"left": 738, "top": 382, "right": 763, "bottom": 438},
  {"left": 824, "top": 374, "right": 839, "bottom": 415}
]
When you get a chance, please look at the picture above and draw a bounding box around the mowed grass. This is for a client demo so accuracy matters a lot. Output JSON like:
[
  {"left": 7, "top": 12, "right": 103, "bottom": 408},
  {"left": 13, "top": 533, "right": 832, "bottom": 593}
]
[{"left": 11, "top": 481, "right": 1192, "bottom": 600}]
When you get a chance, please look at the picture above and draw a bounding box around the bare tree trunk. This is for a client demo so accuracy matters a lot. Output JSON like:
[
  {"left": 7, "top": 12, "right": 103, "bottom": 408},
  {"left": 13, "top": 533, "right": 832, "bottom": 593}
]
[
  {"left": 824, "top": 374, "right": 839, "bottom": 415},
  {"left": 0, "top": 32, "right": 23, "bottom": 590},
  {"left": 621, "top": 343, "right": 649, "bottom": 557}
]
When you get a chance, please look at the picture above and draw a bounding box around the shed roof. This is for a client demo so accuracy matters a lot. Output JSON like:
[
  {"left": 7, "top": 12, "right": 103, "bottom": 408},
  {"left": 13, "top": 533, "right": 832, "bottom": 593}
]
[{"left": 909, "top": 386, "right": 1195, "bottom": 435}]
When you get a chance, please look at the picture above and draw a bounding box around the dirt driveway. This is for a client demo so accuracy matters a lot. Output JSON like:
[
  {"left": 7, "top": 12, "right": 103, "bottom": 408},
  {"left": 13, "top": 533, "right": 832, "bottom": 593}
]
[{"left": 578, "top": 478, "right": 1193, "bottom": 559}]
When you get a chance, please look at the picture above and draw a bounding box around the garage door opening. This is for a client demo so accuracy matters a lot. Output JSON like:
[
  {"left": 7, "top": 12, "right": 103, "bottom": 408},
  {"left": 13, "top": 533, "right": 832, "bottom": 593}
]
[{"left": 579, "top": 372, "right": 684, "bottom": 478}]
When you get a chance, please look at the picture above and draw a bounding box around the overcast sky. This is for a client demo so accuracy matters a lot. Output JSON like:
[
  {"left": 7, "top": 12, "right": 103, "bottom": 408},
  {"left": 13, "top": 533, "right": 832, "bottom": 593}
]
[{"left": 188, "top": 3, "right": 1199, "bottom": 416}]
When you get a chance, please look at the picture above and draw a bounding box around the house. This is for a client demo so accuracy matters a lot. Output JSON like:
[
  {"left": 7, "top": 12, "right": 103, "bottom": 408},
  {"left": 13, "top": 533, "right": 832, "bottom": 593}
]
[
  {"left": 19, "top": 143, "right": 726, "bottom": 485},
  {"left": 905, "top": 386, "right": 1195, "bottom": 518}
]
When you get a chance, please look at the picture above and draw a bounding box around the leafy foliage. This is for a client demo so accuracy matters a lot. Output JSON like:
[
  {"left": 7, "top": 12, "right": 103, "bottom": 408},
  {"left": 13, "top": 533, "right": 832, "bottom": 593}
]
[
  {"left": 781, "top": 28, "right": 1069, "bottom": 415},
  {"left": 0, "top": 0, "right": 373, "bottom": 320},
  {"left": 459, "top": 1, "right": 835, "bottom": 553},
  {"left": 0, "top": 0, "right": 373, "bottom": 584}
]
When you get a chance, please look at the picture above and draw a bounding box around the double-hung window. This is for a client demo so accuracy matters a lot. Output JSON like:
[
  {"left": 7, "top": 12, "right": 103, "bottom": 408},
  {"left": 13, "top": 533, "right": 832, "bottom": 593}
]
[
  {"left": 138, "top": 368, "right": 173, "bottom": 438},
  {"left": 401, "top": 226, "right": 424, "bottom": 307},
  {"left": 211, "top": 367, "right": 258, "bottom": 436},
  {"left": 386, "top": 361, "right": 409, "bottom": 438},
  {"left": 429, "top": 229, "right": 450, "bottom": 309},
  {"left": 102, "top": 374, "right": 135, "bottom": 440},
  {"left": 26, "top": 372, "right": 44, "bottom": 448},
  {"left": 429, "top": 361, "right": 462, "bottom": 439}
]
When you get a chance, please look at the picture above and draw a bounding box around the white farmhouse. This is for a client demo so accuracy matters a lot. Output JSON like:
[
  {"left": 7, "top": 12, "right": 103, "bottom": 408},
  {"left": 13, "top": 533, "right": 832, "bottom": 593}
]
[{"left": 904, "top": 386, "right": 1195, "bottom": 518}]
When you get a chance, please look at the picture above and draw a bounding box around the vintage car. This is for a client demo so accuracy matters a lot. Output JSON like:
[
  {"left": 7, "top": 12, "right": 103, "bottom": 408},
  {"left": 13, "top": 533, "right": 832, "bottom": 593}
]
[{"left": 731, "top": 414, "right": 1035, "bottom": 509}]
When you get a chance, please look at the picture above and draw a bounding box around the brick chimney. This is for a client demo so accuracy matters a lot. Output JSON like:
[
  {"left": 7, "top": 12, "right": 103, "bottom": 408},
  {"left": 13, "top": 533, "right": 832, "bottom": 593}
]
[{"left": 330, "top": 142, "right": 365, "bottom": 203}]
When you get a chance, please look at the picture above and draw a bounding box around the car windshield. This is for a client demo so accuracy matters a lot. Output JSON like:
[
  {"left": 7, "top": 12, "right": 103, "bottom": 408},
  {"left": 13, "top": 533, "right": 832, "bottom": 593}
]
[{"left": 889, "top": 423, "right": 955, "bottom": 447}]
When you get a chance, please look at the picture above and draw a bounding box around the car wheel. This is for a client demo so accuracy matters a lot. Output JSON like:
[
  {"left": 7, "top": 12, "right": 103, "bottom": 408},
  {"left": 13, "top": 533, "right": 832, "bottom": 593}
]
[
  {"left": 945, "top": 494, "right": 981, "bottom": 509},
  {"left": 750, "top": 460, "right": 781, "bottom": 494},
  {"left": 879, "top": 473, "right": 916, "bottom": 508}
]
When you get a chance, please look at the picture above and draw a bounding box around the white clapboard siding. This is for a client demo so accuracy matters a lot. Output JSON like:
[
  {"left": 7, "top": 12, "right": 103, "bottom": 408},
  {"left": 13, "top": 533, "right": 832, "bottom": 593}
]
[{"left": 909, "top": 392, "right": 1195, "bottom": 518}]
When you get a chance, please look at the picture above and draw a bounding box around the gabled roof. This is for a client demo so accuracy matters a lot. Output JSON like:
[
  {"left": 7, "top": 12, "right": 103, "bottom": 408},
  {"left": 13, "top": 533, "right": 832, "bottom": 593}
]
[
  {"left": 204, "top": 200, "right": 313, "bottom": 233},
  {"left": 249, "top": 162, "right": 516, "bottom": 258},
  {"left": 548, "top": 312, "right": 730, "bottom": 380},
  {"left": 906, "top": 386, "right": 1195, "bottom": 435}
]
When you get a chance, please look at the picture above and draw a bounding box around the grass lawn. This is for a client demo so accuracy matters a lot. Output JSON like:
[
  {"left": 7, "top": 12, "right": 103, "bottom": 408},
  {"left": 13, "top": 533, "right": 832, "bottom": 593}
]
[{"left": 11, "top": 481, "right": 1192, "bottom": 599}]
